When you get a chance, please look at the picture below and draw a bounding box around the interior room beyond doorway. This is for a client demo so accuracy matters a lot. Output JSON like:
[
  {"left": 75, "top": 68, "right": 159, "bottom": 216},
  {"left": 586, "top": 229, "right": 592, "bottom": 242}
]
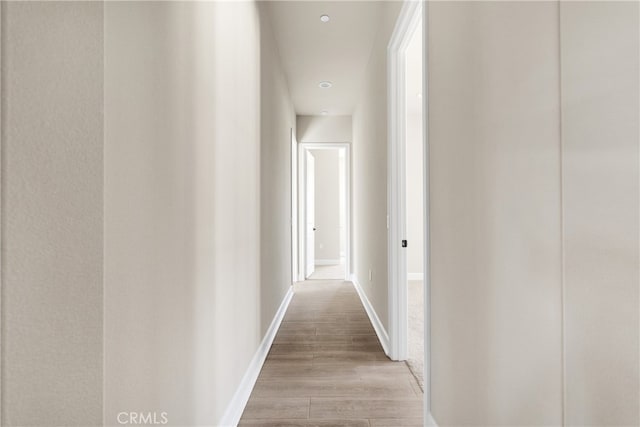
[
  {"left": 299, "top": 144, "right": 349, "bottom": 282},
  {"left": 308, "top": 148, "right": 346, "bottom": 280}
]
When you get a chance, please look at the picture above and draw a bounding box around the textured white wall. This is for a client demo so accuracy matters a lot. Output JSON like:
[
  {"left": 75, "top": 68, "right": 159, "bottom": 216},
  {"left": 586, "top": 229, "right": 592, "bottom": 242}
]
[
  {"left": 560, "top": 2, "right": 639, "bottom": 425},
  {"left": 297, "top": 115, "right": 352, "bottom": 143},
  {"left": 105, "top": 2, "right": 293, "bottom": 425},
  {"left": 105, "top": 3, "right": 260, "bottom": 424},
  {"left": 259, "top": 0, "right": 297, "bottom": 335},
  {"left": 311, "top": 149, "right": 341, "bottom": 262},
  {"left": 1, "top": 2, "right": 104, "bottom": 425},
  {"left": 428, "top": 2, "right": 563, "bottom": 424},
  {"left": 427, "top": 1, "right": 639, "bottom": 425},
  {"left": 352, "top": 1, "right": 402, "bottom": 331}
]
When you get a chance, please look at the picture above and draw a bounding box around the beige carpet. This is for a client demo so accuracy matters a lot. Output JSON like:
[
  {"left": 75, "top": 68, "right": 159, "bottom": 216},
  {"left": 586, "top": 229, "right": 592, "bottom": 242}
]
[
  {"left": 308, "top": 264, "right": 345, "bottom": 280},
  {"left": 407, "top": 280, "right": 424, "bottom": 390}
]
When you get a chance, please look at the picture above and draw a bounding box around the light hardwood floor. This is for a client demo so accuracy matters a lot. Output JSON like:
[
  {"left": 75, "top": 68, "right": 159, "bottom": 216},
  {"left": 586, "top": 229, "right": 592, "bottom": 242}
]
[{"left": 239, "top": 280, "right": 423, "bottom": 427}]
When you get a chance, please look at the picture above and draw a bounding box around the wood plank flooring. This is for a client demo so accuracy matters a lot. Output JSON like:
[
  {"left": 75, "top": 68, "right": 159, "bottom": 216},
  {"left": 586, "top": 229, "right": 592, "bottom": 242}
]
[{"left": 239, "top": 280, "right": 423, "bottom": 427}]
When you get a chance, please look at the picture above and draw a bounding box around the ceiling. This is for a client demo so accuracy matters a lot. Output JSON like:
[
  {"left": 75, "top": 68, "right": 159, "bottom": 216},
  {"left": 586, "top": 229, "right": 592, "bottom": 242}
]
[{"left": 266, "top": 1, "right": 383, "bottom": 116}]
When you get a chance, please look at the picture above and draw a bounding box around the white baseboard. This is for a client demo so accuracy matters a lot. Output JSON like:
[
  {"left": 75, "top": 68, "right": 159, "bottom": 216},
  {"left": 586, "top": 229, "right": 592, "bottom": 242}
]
[
  {"left": 315, "top": 259, "right": 341, "bottom": 266},
  {"left": 349, "top": 274, "right": 390, "bottom": 356},
  {"left": 407, "top": 273, "right": 424, "bottom": 281},
  {"left": 218, "top": 286, "right": 294, "bottom": 427}
]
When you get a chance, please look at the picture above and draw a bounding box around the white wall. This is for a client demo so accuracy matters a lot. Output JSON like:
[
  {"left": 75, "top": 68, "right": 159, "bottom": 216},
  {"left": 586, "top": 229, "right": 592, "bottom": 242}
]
[
  {"left": 1, "top": 2, "right": 104, "bottom": 425},
  {"left": 311, "top": 149, "right": 341, "bottom": 263},
  {"left": 105, "top": 2, "right": 294, "bottom": 426},
  {"left": 352, "top": 1, "right": 402, "bottom": 331},
  {"left": 259, "top": 0, "right": 297, "bottom": 334},
  {"left": 429, "top": 3, "right": 563, "bottom": 423},
  {"left": 406, "top": 21, "right": 423, "bottom": 278},
  {"left": 406, "top": 112, "right": 423, "bottom": 278},
  {"left": 560, "top": 2, "right": 639, "bottom": 424},
  {"left": 297, "top": 115, "right": 352, "bottom": 143},
  {"left": 427, "top": 1, "right": 639, "bottom": 425}
]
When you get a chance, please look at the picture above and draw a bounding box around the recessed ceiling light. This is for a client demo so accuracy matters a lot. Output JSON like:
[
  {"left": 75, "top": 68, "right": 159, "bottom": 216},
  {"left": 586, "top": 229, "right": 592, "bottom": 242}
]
[
  {"left": 417, "top": 93, "right": 422, "bottom": 98},
  {"left": 319, "top": 81, "right": 333, "bottom": 89},
  {"left": 321, "top": 110, "right": 328, "bottom": 116},
  {"left": 320, "top": 14, "right": 330, "bottom": 23}
]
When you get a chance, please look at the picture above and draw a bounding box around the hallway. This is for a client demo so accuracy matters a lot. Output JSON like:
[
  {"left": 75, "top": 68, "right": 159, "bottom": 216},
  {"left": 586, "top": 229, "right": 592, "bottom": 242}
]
[
  {"left": 239, "top": 280, "right": 423, "bottom": 426},
  {"left": 1, "top": 1, "right": 638, "bottom": 426}
]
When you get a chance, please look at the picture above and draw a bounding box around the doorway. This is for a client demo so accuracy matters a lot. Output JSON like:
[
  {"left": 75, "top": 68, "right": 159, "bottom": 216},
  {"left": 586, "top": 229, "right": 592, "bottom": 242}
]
[
  {"left": 298, "top": 143, "right": 350, "bottom": 282},
  {"left": 387, "top": 0, "right": 426, "bottom": 389},
  {"left": 404, "top": 17, "right": 425, "bottom": 390}
]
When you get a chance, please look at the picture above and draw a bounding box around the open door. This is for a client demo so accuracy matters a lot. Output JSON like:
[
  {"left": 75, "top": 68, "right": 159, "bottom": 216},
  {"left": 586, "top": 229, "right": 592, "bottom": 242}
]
[
  {"left": 298, "top": 143, "right": 351, "bottom": 282},
  {"left": 305, "top": 151, "right": 315, "bottom": 277}
]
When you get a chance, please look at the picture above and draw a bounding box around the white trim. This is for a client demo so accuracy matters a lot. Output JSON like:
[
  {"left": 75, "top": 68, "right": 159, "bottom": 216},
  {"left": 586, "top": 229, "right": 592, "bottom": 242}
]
[
  {"left": 423, "top": 1, "right": 433, "bottom": 424},
  {"left": 218, "top": 286, "right": 294, "bottom": 427},
  {"left": 291, "top": 128, "right": 298, "bottom": 284},
  {"left": 387, "top": 0, "right": 422, "bottom": 363},
  {"left": 299, "top": 148, "right": 309, "bottom": 280},
  {"left": 350, "top": 274, "right": 390, "bottom": 356},
  {"left": 315, "top": 259, "right": 342, "bottom": 266},
  {"left": 407, "top": 273, "right": 424, "bottom": 281},
  {"left": 388, "top": 1, "right": 436, "bottom": 425},
  {"left": 298, "top": 142, "right": 351, "bottom": 282}
]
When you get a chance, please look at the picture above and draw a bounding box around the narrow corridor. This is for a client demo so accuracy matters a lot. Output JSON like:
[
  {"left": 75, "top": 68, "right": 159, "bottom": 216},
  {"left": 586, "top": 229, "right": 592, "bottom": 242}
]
[{"left": 239, "top": 280, "right": 423, "bottom": 426}]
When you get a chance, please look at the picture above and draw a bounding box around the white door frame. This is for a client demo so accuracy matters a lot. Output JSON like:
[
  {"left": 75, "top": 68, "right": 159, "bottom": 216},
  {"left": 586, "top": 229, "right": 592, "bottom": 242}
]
[
  {"left": 291, "top": 128, "right": 298, "bottom": 283},
  {"left": 387, "top": 0, "right": 432, "bottom": 424},
  {"left": 387, "top": 0, "right": 422, "bottom": 362},
  {"left": 297, "top": 142, "right": 351, "bottom": 282},
  {"left": 305, "top": 151, "right": 316, "bottom": 277}
]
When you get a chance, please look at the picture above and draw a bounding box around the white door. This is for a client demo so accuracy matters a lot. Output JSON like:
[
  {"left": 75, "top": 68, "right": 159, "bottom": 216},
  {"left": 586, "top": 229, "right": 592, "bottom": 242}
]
[{"left": 305, "top": 151, "right": 315, "bottom": 277}]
